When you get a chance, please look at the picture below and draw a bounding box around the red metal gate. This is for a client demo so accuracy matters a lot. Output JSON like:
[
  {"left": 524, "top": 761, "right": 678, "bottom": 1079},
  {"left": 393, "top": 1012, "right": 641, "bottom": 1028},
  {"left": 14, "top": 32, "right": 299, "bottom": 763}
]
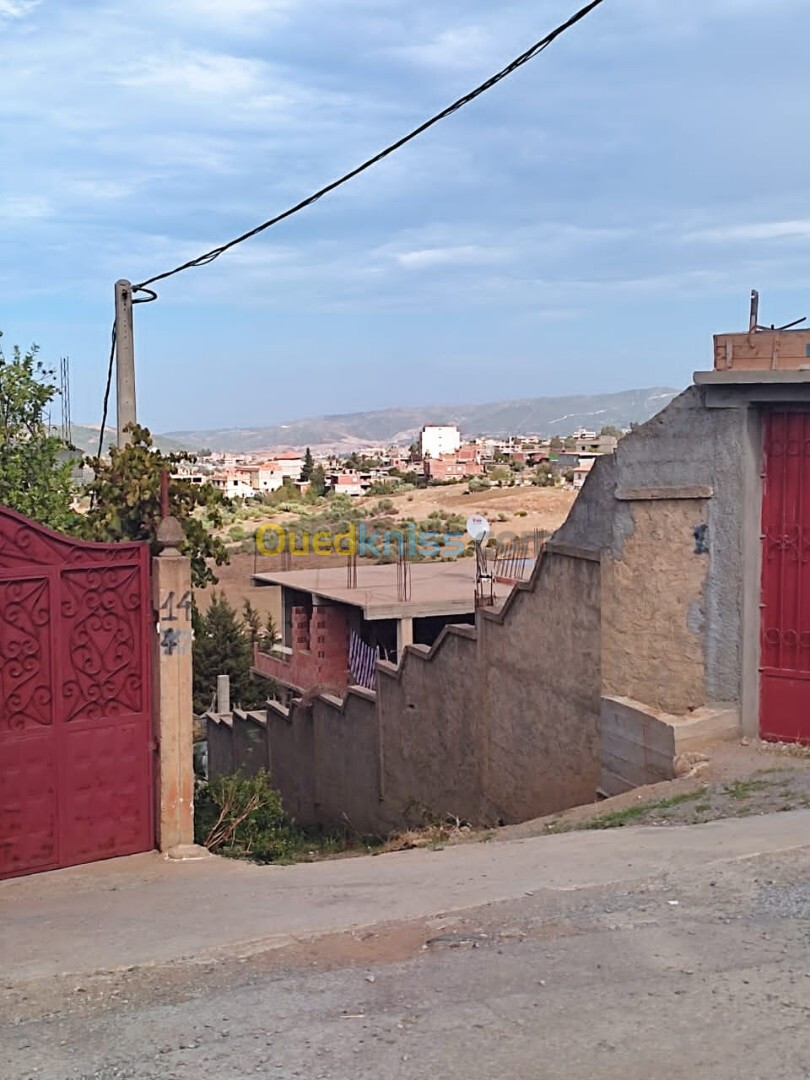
[
  {"left": 760, "top": 411, "right": 810, "bottom": 743},
  {"left": 0, "top": 509, "right": 154, "bottom": 879}
]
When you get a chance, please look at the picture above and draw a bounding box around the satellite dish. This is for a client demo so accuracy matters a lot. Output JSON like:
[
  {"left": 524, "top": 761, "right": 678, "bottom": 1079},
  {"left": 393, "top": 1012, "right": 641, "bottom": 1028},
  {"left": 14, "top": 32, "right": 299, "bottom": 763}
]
[{"left": 467, "top": 514, "right": 490, "bottom": 543}]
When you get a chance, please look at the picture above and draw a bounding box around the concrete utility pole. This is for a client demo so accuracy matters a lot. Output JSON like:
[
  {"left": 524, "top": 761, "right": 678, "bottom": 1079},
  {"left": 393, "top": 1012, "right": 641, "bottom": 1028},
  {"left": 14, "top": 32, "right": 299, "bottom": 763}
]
[{"left": 114, "top": 279, "right": 137, "bottom": 447}]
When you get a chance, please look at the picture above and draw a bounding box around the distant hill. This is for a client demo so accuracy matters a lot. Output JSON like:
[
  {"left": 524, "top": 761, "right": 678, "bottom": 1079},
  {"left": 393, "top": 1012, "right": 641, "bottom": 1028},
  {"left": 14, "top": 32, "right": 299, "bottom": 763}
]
[
  {"left": 164, "top": 387, "right": 680, "bottom": 453},
  {"left": 65, "top": 424, "right": 198, "bottom": 457}
]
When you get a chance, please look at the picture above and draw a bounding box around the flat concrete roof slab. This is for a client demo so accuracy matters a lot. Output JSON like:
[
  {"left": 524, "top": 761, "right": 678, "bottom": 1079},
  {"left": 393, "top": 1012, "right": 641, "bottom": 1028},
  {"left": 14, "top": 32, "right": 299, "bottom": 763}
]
[{"left": 253, "top": 560, "right": 492, "bottom": 619}]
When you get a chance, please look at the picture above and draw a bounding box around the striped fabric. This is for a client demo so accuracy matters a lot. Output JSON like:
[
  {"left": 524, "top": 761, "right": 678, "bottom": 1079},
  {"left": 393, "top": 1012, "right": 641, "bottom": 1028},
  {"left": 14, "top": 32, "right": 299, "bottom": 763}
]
[{"left": 349, "top": 631, "right": 379, "bottom": 690}]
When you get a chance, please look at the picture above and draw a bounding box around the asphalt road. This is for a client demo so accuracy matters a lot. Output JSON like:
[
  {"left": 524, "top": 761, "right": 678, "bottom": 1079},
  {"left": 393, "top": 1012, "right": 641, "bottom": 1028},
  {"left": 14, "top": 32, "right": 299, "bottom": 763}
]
[{"left": 3, "top": 841, "right": 810, "bottom": 1079}]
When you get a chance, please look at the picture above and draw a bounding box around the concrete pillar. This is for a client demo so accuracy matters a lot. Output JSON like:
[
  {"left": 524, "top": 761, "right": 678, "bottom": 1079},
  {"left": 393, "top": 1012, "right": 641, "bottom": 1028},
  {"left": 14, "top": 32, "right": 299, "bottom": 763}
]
[
  {"left": 114, "top": 279, "right": 137, "bottom": 447},
  {"left": 217, "top": 674, "right": 231, "bottom": 715},
  {"left": 152, "top": 514, "right": 209, "bottom": 860},
  {"left": 397, "top": 616, "right": 414, "bottom": 658}
]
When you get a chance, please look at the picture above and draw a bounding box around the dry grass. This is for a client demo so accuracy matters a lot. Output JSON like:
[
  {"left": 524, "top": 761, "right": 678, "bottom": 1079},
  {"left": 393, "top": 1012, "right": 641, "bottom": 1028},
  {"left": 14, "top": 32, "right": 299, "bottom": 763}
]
[
  {"left": 758, "top": 740, "right": 810, "bottom": 761},
  {"left": 377, "top": 816, "right": 475, "bottom": 853},
  {"left": 368, "top": 484, "right": 576, "bottom": 537}
]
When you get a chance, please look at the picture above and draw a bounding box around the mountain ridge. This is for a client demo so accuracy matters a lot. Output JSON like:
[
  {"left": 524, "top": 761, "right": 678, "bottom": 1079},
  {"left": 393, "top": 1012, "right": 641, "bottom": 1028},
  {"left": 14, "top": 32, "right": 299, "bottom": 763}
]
[{"left": 160, "top": 386, "right": 681, "bottom": 453}]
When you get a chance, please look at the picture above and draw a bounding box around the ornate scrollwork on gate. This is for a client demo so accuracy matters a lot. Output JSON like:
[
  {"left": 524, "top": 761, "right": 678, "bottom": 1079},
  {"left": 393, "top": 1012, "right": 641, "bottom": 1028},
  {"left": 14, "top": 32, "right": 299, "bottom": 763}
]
[
  {"left": 0, "top": 509, "right": 143, "bottom": 569},
  {"left": 764, "top": 526, "right": 810, "bottom": 564},
  {"left": 0, "top": 578, "right": 52, "bottom": 731},
  {"left": 61, "top": 566, "right": 144, "bottom": 722}
]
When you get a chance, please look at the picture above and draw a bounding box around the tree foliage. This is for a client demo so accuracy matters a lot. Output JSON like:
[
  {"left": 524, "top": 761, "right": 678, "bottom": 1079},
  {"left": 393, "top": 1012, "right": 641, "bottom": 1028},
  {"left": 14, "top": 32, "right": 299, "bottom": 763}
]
[
  {"left": 0, "top": 335, "right": 74, "bottom": 530},
  {"left": 488, "top": 465, "right": 512, "bottom": 485},
  {"left": 599, "top": 425, "right": 623, "bottom": 439},
  {"left": 192, "top": 592, "right": 271, "bottom": 714},
  {"left": 301, "top": 446, "right": 314, "bottom": 481},
  {"left": 79, "top": 424, "right": 227, "bottom": 588},
  {"left": 532, "top": 465, "right": 556, "bottom": 487},
  {"left": 308, "top": 463, "right": 326, "bottom": 497}
]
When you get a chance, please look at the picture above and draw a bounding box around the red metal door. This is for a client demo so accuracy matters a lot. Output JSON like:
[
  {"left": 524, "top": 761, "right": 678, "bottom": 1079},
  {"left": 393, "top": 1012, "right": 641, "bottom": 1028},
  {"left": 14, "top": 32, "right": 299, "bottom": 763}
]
[
  {"left": 0, "top": 510, "right": 154, "bottom": 879},
  {"left": 760, "top": 412, "right": 810, "bottom": 743}
]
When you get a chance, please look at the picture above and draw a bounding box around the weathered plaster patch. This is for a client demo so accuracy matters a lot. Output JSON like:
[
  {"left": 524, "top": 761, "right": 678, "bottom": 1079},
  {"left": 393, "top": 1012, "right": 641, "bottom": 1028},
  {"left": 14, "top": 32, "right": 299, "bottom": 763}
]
[
  {"left": 612, "top": 502, "right": 635, "bottom": 561},
  {"left": 687, "top": 600, "right": 705, "bottom": 635},
  {"left": 602, "top": 500, "right": 709, "bottom": 714}
]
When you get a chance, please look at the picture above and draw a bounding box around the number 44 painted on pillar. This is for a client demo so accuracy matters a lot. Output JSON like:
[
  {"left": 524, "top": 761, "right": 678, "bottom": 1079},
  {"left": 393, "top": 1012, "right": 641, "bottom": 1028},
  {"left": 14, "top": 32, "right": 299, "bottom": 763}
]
[
  {"left": 158, "top": 591, "right": 193, "bottom": 656},
  {"left": 160, "top": 590, "right": 192, "bottom": 623}
]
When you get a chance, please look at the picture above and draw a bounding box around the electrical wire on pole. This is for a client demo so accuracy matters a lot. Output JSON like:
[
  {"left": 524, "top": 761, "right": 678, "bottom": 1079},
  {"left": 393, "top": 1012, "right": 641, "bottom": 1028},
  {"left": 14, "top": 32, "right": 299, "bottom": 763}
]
[
  {"left": 98, "top": 0, "right": 606, "bottom": 445},
  {"left": 131, "top": 0, "right": 605, "bottom": 295}
]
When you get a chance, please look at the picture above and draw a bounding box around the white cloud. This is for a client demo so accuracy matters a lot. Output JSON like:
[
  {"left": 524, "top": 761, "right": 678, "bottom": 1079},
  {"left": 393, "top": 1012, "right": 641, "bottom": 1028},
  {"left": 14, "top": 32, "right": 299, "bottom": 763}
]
[
  {"left": 0, "top": 0, "right": 39, "bottom": 18},
  {"left": 2, "top": 0, "right": 810, "bottom": 427},
  {"left": 119, "top": 52, "right": 267, "bottom": 99},
  {"left": 396, "top": 244, "right": 509, "bottom": 269},
  {"left": 395, "top": 25, "right": 497, "bottom": 71},
  {"left": 171, "top": 0, "right": 291, "bottom": 17},
  {"left": 685, "top": 220, "right": 810, "bottom": 243},
  {"left": 0, "top": 195, "right": 52, "bottom": 221}
]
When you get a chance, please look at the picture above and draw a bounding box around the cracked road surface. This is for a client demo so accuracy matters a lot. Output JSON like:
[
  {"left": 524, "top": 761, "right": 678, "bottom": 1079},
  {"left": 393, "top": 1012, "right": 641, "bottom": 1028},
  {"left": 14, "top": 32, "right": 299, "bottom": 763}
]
[{"left": 3, "top": 820, "right": 810, "bottom": 1079}]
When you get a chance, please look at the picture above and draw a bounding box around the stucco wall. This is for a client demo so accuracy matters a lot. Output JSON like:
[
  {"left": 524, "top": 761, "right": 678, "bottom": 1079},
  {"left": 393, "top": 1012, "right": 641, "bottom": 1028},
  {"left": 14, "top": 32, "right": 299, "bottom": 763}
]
[
  {"left": 232, "top": 712, "right": 270, "bottom": 776},
  {"left": 601, "top": 499, "right": 709, "bottom": 714},
  {"left": 607, "top": 388, "right": 749, "bottom": 706},
  {"left": 378, "top": 627, "right": 482, "bottom": 826},
  {"left": 555, "top": 386, "right": 749, "bottom": 716},
  {"left": 266, "top": 703, "right": 315, "bottom": 824},
  {"left": 209, "top": 550, "right": 602, "bottom": 832},
  {"left": 311, "top": 692, "right": 381, "bottom": 834},
  {"left": 207, "top": 716, "right": 234, "bottom": 778},
  {"left": 208, "top": 386, "right": 754, "bottom": 826},
  {"left": 481, "top": 552, "right": 601, "bottom": 821}
]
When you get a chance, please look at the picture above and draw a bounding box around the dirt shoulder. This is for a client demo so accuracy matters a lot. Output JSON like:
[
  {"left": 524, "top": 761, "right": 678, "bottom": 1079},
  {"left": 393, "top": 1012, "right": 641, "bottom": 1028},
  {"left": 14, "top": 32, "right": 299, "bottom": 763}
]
[{"left": 489, "top": 740, "right": 810, "bottom": 842}]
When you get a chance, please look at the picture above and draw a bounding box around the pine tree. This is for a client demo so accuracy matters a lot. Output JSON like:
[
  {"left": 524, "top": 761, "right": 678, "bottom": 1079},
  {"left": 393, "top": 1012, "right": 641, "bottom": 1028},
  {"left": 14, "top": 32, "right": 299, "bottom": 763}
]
[
  {"left": 192, "top": 593, "right": 268, "bottom": 713},
  {"left": 242, "top": 599, "right": 262, "bottom": 643},
  {"left": 301, "top": 447, "right": 314, "bottom": 481},
  {"left": 309, "top": 464, "right": 326, "bottom": 497},
  {"left": 263, "top": 611, "right": 279, "bottom": 646}
]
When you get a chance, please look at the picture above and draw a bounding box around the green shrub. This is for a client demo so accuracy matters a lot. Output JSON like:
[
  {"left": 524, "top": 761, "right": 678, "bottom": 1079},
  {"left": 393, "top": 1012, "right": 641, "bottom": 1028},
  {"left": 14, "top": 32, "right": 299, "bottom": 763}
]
[
  {"left": 194, "top": 770, "right": 383, "bottom": 863},
  {"left": 194, "top": 771, "right": 298, "bottom": 863},
  {"left": 369, "top": 498, "right": 395, "bottom": 514},
  {"left": 367, "top": 482, "right": 399, "bottom": 497}
]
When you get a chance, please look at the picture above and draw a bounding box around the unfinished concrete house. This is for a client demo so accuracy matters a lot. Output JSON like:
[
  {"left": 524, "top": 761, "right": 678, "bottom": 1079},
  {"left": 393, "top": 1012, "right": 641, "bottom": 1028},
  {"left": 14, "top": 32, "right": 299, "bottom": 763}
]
[{"left": 209, "top": 307, "right": 810, "bottom": 832}]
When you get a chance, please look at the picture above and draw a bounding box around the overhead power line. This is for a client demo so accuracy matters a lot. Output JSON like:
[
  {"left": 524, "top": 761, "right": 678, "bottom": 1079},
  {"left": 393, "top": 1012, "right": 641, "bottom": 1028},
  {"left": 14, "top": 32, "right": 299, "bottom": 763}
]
[
  {"left": 133, "top": 0, "right": 605, "bottom": 294},
  {"left": 95, "top": 325, "right": 116, "bottom": 461}
]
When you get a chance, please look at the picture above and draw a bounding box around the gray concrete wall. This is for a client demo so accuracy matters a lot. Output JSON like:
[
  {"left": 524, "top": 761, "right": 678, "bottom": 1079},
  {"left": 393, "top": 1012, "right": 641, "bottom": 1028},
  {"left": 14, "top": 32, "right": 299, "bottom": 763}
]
[
  {"left": 312, "top": 692, "right": 381, "bottom": 835},
  {"left": 556, "top": 387, "right": 750, "bottom": 717},
  {"left": 378, "top": 626, "right": 482, "bottom": 827},
  {"left": 208, "top": 387, "right": 757, "bottom": 825},
  {"left": 208, "top": 551, "right": 602, "bottom": 833},
  {"left": 609, "top": 387, "right": 750, "bottom": 706},
  {"left": 265, "top": 703, "right": 316, "bottom": 825},
  {"left": 600, "top": 696, "right": 677, "bottom": 796},
  {"left": 480, "top": 553, "right": 601, "bottom": 821},
  {"left": 232, "top": 712, "right": 270, "bottom": 777},
  {"left": 206, "top": 716, "right": 234, "bottom": 778}
]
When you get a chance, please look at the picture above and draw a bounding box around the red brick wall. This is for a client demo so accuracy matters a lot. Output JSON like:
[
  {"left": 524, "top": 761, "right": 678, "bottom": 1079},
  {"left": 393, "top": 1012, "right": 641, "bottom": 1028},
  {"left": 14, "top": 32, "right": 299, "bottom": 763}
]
[{"left": 254, "top": 604, "right": 350, "bottom": 694}]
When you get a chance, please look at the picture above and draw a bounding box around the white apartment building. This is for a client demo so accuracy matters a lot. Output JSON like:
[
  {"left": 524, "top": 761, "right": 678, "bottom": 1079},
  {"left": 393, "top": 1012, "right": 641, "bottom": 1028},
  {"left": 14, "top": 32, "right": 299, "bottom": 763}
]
[
  {"left": 243, "top": 465, "right": 284, "bottom": 493},
  {"left": 420, "top": 424, "right": 461, "bottom": 460},
  {"left": 211, "top": 470, "right": 256, "bottom": 500},
  {"left": 272, "top": 453, "right": 304, "bottom": 481}
]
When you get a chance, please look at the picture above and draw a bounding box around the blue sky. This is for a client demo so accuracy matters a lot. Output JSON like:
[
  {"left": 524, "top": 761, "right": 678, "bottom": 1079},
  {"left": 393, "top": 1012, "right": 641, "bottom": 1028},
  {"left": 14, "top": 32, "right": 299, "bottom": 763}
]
[{"left": 2, "top": 0, "right": 810, "bottom": 432}]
